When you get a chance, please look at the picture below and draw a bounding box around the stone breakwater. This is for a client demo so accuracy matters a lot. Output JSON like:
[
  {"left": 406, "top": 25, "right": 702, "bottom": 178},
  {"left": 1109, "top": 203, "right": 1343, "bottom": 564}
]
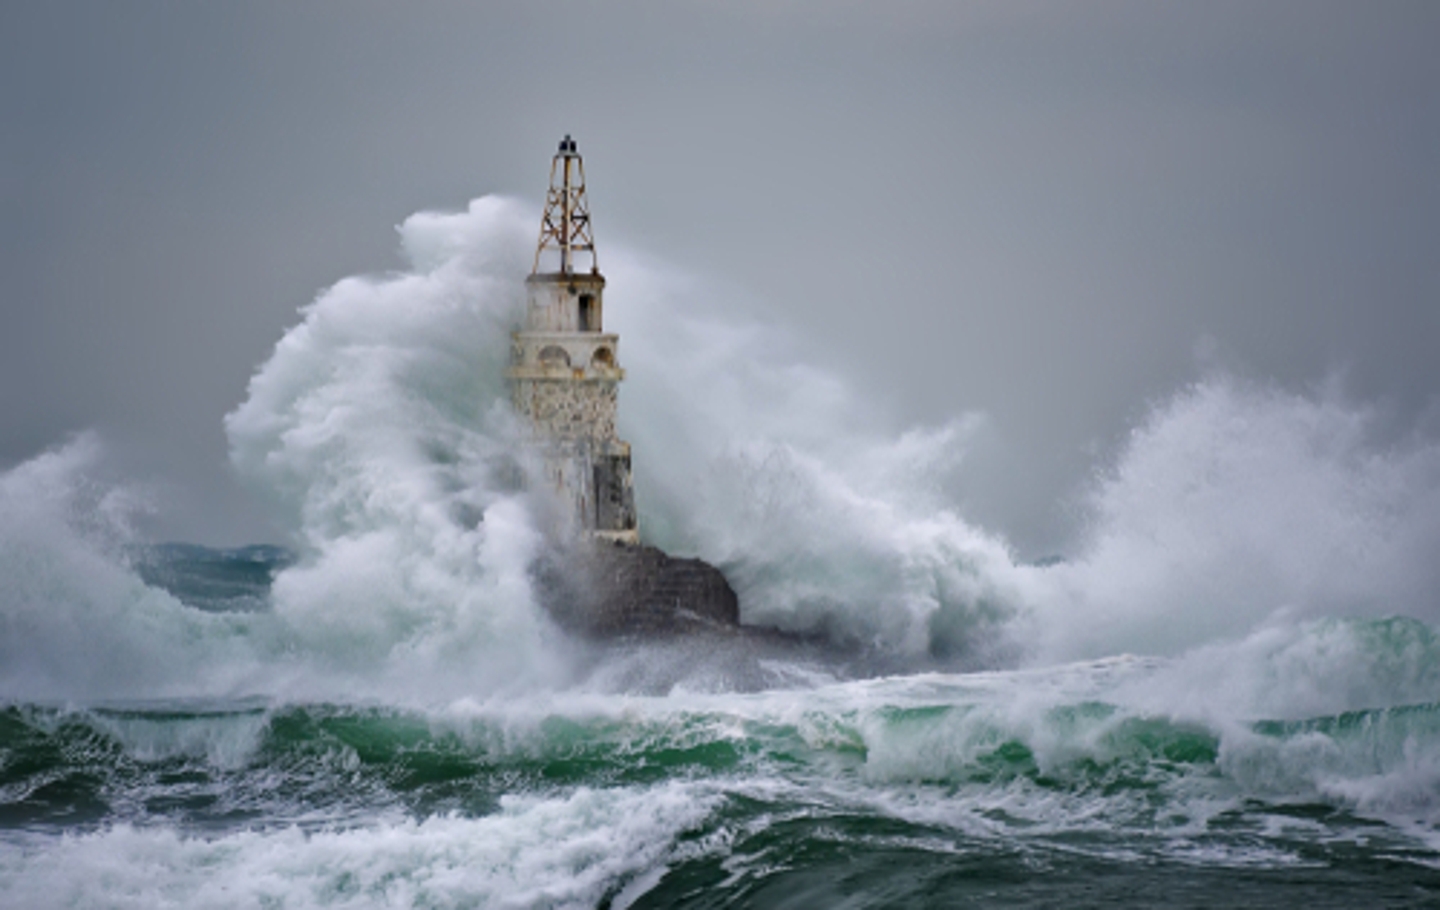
[{"left": 533, "top": 542, "right": 741, "bottom": 638}]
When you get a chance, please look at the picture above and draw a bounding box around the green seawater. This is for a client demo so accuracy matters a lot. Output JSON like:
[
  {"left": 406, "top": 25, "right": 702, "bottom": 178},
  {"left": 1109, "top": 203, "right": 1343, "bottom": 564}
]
[
  {"left": 2, "top": 694, "right": 1439, "bottom": 907},
  {"left": 1, "top": 546, "right": 1439, "bottom": 907}
]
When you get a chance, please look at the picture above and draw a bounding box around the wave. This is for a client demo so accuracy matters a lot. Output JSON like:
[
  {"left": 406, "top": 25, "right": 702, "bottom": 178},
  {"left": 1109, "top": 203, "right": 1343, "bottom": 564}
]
[
  {"left": 4, "top": 609, "right": 1440, "bottom": 904},
  {"left": 224, "top": 195, "right": 564, "bottom": 697},
  {"left": 0, "top": 194, "right": 1437, "bottom": 708},
  {"left": 0, "top": 435, "right": 277, "bottom": 702},
  {"left": 218, "top": 194, "right": 1025, "bottom": 674},
  {"left": 5, "top": 618, "right": 1439, "bottom": 831},
  {"left": 1019, "top": 376, "right": 1440, "bottom": 663},
  {"left": 0, "top": 785, "right": 719, "bottom": 910}
]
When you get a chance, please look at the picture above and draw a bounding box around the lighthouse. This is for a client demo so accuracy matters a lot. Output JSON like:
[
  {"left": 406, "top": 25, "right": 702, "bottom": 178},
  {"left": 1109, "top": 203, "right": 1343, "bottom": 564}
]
[{"left": 508, "top": 135, "right": 639, "bottom": 545}]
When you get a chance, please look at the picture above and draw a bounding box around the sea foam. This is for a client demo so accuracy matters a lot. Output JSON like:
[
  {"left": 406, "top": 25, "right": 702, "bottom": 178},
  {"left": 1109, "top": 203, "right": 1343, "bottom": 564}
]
[{"left": 0, "top": 194, "right": 1437, "bottom": 705}]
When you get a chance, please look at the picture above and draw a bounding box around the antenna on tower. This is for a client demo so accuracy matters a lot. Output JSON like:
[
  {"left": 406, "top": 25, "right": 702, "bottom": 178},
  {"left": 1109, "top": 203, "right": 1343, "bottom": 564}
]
[{"left": 533, "top": 134, "right": 597, "bottom": 275}]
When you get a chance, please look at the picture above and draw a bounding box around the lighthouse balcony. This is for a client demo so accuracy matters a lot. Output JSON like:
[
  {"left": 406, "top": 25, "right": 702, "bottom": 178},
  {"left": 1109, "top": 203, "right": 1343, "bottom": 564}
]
[{"left": 508, "top": 332, "right": 624, "bottom": 380}]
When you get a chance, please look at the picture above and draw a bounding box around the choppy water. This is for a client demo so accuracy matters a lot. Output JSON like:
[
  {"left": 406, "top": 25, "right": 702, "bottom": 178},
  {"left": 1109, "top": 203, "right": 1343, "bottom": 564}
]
[
  {"left": 4, "top": 195, "right": 1440, "bottom": 906},
  {"left": 3, "top": 548, "right": 1439, "bottom": 907}
]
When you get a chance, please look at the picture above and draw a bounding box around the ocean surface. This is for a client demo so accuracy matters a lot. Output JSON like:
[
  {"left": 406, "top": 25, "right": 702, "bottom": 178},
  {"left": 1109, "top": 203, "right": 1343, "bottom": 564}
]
[
  {"left": 3, "top": 196, "right": 1439, "bottom": 907},
  {"left": 4, "top": 550, "right": 1440, "bottom": 907}
]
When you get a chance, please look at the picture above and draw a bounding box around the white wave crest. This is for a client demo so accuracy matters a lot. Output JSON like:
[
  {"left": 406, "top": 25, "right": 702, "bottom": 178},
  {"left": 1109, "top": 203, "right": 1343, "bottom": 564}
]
[
  {"left": 0, "top": 434, "right": 269, "bottom": 700},
  {"left": 0, "top": 783, "right": 721, "bottom": 910},
  {"left": 224, "top": 196, "right": 567, "bottom": 697},
  {"left": 1020, "top": 376, "right": 1440, "bottom": 663}
]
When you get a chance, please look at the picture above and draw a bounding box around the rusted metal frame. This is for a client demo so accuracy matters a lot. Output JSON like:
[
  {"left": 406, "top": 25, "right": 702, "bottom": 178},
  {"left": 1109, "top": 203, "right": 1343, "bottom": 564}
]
[{"left": 532, "top": 142, "right": 598, "bottom": 275}]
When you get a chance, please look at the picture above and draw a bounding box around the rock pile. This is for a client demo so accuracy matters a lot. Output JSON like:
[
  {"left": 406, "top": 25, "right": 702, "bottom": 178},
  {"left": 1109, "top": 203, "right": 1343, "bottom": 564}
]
[{"left": 533, "top": 542, "right": 740, "bottom": 638}]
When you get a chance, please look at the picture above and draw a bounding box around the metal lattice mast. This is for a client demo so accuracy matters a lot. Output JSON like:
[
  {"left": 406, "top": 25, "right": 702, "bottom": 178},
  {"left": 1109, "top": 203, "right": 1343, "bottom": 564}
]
[{"left": 533, "top": 134, "right": 596, "bottom": 275}]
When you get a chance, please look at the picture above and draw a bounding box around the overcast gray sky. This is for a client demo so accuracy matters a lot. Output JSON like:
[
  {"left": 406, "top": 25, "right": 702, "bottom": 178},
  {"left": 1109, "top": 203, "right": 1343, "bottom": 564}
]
[{"left": 2, "top": 1, "right": 1437, "bottom": 553}]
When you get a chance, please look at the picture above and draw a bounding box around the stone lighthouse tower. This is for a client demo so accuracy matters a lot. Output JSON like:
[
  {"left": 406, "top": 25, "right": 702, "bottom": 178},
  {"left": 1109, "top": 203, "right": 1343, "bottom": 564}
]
[{"left": 508, "top": 135, "right": 639, "bottom": 545}]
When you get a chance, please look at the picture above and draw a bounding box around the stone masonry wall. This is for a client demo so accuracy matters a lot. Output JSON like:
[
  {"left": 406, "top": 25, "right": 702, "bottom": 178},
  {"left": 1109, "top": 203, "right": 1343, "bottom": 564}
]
[{"left": 511, "top": 379, "right": 617, "bottom": 440}]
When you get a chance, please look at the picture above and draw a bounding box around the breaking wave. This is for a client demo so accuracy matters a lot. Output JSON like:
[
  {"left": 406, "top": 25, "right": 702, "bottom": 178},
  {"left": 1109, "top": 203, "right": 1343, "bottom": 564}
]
[
  {"left": 3, "top": 622, "right": 1440, "bottom": 905},
  {"left": 1020, "top": 376, "right": 1440, "bottom": 663},
  {"left": 4, "top": 192, "right": 1440, "bottom": 905},
  {"left": 0, "top": 434, "right": 270, "bottom": 701},
  {"left": 0, "top": 195, "right": 1437, "bottom": 701}
]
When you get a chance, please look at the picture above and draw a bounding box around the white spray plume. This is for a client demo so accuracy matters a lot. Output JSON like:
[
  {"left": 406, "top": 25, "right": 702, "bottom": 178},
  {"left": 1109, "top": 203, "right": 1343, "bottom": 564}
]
[
  {"left": 1021, "top": 375, "right": 1440, "bottom": 663},
  {"left": 5, "top": 195, "right": 1440, "bottom": 707}
]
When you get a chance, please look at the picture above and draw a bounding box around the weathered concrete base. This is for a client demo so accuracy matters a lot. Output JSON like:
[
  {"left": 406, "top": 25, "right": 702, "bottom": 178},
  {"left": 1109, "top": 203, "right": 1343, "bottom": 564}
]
[{"left": 533, "top": 540, "right": 740, "bottom": 638}]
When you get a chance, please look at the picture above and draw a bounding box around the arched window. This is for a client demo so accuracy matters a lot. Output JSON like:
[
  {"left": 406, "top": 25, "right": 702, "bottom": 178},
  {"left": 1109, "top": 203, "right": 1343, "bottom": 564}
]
[
  {"left": 590, "top": 346, "right": 615, "bottom": 368},
  {"left": 538, "top": 344, "right": 571, "bottom": 367}
]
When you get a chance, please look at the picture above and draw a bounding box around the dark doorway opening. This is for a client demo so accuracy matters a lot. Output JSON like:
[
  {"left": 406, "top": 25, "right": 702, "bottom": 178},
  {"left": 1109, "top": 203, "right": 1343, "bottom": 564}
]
[{"left": 578, "top": 294, "right": 597, "bottom": 331}]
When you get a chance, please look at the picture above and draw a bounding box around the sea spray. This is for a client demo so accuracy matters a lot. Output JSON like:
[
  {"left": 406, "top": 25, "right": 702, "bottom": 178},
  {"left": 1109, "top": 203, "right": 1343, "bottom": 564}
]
[
  {"left": 225, "top": 196, "right": 568, "bottom": 697},
  {"left": 6, "top": 197, "right": 1440, "bottom": 696},
  {"left": 603, "top": 248, "right": 1024, "bottom": 660},
  {"left": 226, "top": 192, "right": 1029, "bottom": 670},
  {"left": 1020, "top": 375, "right": 1440, "bottom": 664},
  {"left": 4, "top": 183, "right": 1440, "bottom": 904},
  {"left": 0, "top": 435, "right": 272, "bottom": 701}
]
